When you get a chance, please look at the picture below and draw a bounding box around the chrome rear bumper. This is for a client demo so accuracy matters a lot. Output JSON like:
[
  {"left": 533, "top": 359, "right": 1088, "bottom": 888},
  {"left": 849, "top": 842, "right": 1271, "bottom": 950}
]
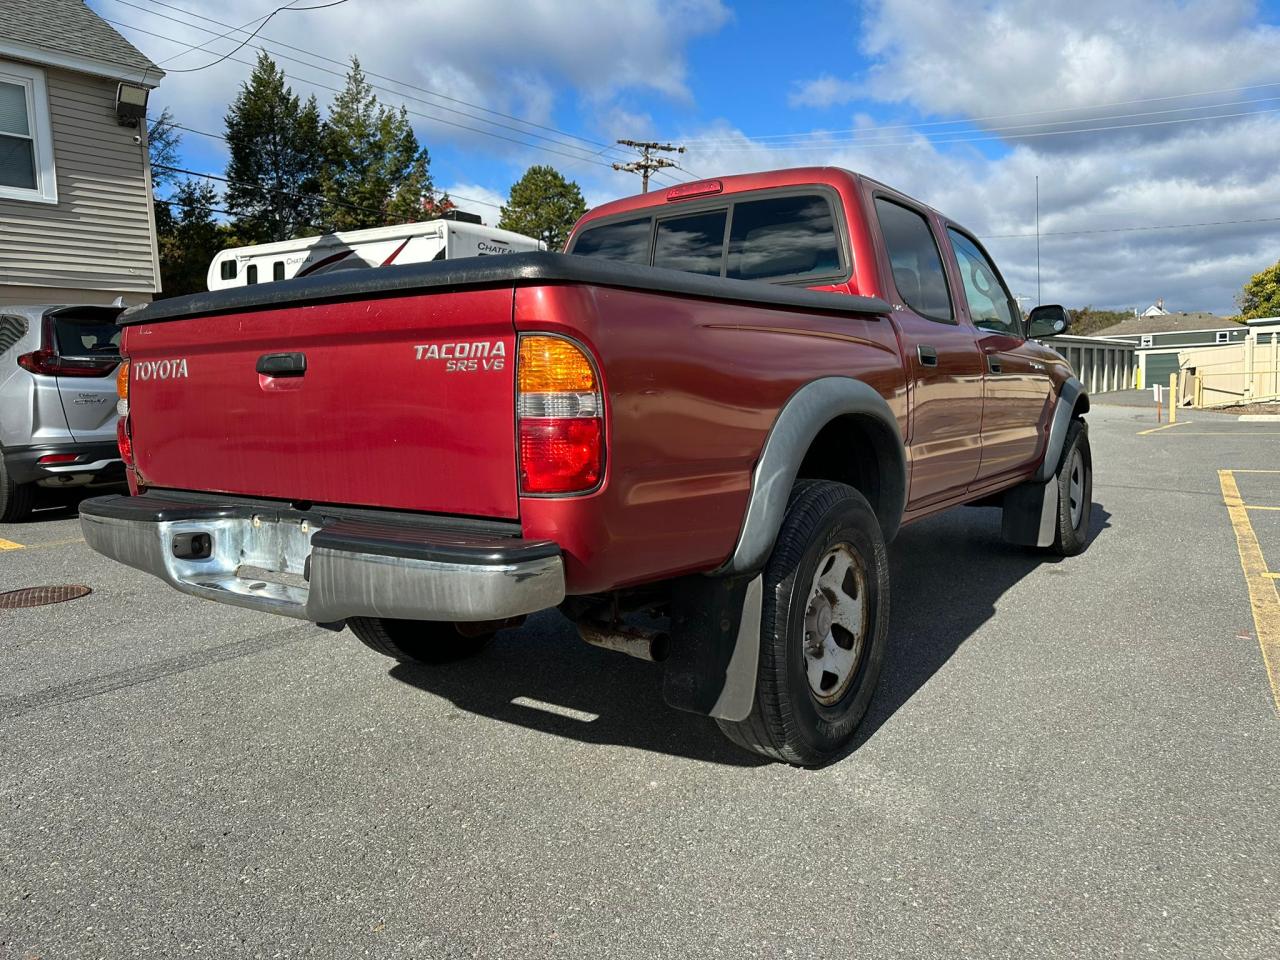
[{"left": 79, "top": 494, "right": 565, "bottom": 624}]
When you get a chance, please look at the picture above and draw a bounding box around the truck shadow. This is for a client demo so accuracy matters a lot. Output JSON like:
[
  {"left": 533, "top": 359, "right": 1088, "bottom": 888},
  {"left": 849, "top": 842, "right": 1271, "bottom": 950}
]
[
  {"left": 389, "top": 501, "right": 1112, "bottom": 768},
  {"left": 850, "top": 501, "right": 1114, "bottom": 752}
]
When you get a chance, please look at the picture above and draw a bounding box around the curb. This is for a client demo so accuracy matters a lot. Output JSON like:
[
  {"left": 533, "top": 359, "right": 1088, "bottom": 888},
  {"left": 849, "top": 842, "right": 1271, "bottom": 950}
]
[{"left": 1238, "top": 415, "right": 1280, "bottom": 422}]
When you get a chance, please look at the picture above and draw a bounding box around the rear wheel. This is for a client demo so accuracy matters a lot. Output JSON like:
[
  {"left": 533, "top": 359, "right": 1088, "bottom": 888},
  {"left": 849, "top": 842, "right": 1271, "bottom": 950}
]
[
  {"left": 716, "top": 480, "right": 891, "bottom": 766},
  {"left": 348, "top": 617, "right": 495, "bottom": 664},
  {"left": 0, "top": 458, "right": 35, "bottom": 523}
]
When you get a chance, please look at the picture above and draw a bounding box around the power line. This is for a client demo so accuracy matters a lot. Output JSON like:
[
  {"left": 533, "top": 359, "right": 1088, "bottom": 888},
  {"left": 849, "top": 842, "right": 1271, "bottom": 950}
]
[
  {"left": 688, "top": 105, "right": 1280, "bottom": 153},
  {"left": 685, "top": 94, "right": 1280, "bottom": 149},
  {"left": 109, "top": 14, "right": 619, "bottom": 174},
  {"left": 683, "top": 79, "right": 1280, "bottom": 144},
  {"left": 112, "top": 0, "right": 623, "bottom": 160},
  {"left": 980, "top": 214, "right": 1280, "bottom": 241},
  {"left": 159, "top": 0, "right": 352, "bottom": 74}
]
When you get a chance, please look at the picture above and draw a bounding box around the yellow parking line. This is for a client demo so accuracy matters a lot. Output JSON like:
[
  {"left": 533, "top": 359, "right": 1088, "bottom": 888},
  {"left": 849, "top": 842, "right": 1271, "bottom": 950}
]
[
  {"left": 1233, "top": 470, "right": 1280, "bottom": 474},
  {"left": 1267, "top": 573, "right": 1280, "bottom": 580},
  {"left": 1137, "top": 421, "right": 1190, "bottom": 435},
  {"left": 1166, "top": 432, "right": 1280, "bottom": 436},
  {"left": 1246, "top": 505, "right": 1280, "bottom": 511},
  {"left": 1219, "top": 469, "right": 1280, "bottom": 714},
  {"left": 0, "top": 537, "right": 24, "bottom": 551}
]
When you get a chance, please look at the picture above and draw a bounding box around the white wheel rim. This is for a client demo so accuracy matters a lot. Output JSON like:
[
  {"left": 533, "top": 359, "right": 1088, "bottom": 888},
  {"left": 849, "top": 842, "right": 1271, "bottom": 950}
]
[
  {"left": 1068, "top": 448, "right": 1085, "bottom": 529},
  {"left": 802, "top": 543, "right": 868, "bottom": 705}
]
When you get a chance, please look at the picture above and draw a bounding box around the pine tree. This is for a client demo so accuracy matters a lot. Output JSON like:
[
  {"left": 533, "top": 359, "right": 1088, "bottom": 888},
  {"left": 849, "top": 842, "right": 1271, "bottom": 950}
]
[
  {"left": 320, "top": 57, "right": 437, "bottom": 230},
  {"left": 498, "top": 165, "right": 587, "bottom": 250},
  {"left": 223, "top": 53, "right": 324, "bottom": 242},
  {"left": 157, "top": 180, "right": 231, "bottom": 298}
]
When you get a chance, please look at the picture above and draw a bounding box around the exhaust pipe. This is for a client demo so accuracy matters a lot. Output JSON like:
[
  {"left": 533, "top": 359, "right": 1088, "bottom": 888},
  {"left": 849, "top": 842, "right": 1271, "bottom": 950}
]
[{"left": 577, "top": 620, "right": 669, "bottom": 663}]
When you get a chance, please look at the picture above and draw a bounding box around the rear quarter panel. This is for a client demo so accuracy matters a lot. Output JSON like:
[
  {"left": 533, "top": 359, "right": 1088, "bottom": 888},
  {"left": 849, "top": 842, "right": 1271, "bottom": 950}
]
[{"left": 516, "top": 283, "right": 906, "bottom": 594}]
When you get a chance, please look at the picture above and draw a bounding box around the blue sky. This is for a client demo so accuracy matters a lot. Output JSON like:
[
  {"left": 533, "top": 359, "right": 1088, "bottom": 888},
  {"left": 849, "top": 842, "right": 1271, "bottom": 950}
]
[{"left": 94, "top": 0, "right": 1280, "bottom": 313}]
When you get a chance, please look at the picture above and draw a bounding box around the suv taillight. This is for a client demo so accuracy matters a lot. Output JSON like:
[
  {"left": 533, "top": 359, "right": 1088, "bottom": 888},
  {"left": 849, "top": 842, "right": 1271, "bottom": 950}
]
[
  {"left": 517, "top": 335, "right": 604, "bottom": 494},
  {"left": 17, "top": 349, "right": 117, "bottom": 377}
]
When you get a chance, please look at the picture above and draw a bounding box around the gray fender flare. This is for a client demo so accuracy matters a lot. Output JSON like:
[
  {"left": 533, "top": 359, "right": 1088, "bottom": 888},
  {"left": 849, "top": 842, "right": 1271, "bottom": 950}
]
[
  {"left": 719, "top": 376, "right": 907, "bottom": 576},
  {"left": 1036, "top": 377, "right": 1089, "bottom": 482}
]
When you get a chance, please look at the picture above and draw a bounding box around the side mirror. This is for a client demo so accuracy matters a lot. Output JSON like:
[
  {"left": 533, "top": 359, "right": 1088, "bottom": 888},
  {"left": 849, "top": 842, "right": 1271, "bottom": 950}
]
[{"left": 1027, "top": 304, "right": 1072, "bottom": 339}]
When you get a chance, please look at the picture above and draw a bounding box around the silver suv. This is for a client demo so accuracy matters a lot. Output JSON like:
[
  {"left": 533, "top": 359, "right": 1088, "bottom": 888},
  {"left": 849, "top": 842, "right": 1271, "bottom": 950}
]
[{"left": 0, "top": 305, "right": 125, "bottom": 522}]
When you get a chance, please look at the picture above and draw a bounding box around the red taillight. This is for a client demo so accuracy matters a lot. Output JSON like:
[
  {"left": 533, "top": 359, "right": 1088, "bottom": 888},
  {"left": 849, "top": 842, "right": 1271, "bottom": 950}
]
[
  {"left": 519, "top": 418, "right": 603, "bottom": 494},
  {"left": 37, "top": 453, "right": 80, "bottom": 465},
  {"left": 116, "top": 416, "right": 133, "bottom": 467},
  {"left": 517, "top": 335, "right": 604, "bottom": 495},
  {"left": 17, "top": 349, "right": 117, "bottom": 377}
]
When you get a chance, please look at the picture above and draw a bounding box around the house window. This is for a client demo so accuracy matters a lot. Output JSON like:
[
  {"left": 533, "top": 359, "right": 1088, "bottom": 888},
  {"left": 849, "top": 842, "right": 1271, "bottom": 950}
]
[
  {"left": 1216, "top": 331, "right": 1230, "bottom": 344},
  {"left": 0, "top": 61, "right": 57, "bottom": 204},
  {"left": 1140, "top": 335, "right": 1153, "bottom": 347}
]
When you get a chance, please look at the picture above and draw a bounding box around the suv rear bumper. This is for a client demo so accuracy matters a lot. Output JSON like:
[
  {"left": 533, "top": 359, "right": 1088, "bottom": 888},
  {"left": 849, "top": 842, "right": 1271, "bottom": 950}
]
[
  {"left": 4, "top": 441, "right": 124, "bottom": 485},
  {"left": 79, "top": 493, "right": 565, "bottom": 624}
]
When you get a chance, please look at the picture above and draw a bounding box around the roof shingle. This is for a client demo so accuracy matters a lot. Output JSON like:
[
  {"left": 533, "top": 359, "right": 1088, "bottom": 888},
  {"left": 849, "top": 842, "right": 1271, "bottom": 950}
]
[
  {"left": 1, "top": 0, "right": 162, "bottom": 79},
  {"left": 1092, "top": 313, "right": 1239, "bottom": 337}
]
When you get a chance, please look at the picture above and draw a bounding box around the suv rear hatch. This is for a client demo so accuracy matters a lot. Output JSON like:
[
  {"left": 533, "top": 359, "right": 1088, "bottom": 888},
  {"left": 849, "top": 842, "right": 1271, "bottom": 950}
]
[
  {"left": 49, "top": 307, "right": 123, "bottom": 442},
  {"left": 123, "top": 287, "right": 519, "bottom": 518}
]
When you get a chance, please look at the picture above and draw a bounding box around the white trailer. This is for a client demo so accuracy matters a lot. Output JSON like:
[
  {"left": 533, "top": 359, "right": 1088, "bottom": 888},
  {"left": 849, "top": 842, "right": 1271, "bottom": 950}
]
[{"left": 206, "top": 218, "right": 544, "bottom": 291}]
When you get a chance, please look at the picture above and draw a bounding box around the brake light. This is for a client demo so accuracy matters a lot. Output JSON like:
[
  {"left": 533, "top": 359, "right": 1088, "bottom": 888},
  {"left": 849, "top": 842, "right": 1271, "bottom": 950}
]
[
  {"left": 17, "top": 350, "right": 117, "bottom": 377},
  {"left": 665, "top": 179, "right": 722, "bottom": 202},
  {"left": 517, "top": 335, "right": 604, "bottom": 494},
  {"left": 116, "top": 415, "right": 133, "bottom": 467},
  {"left": 37, "top": 453, "right": 79, "bottom": 465}
]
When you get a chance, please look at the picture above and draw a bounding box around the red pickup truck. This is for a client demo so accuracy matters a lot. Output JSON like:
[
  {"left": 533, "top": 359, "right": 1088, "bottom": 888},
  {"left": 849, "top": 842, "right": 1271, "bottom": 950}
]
[{"left": 82, "top": 167, "right": 1091, "bottom": 765}]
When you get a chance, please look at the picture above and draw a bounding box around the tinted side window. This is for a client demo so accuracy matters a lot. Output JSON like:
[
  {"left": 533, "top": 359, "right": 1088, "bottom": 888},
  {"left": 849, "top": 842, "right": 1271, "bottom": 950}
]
[
  {"left": 653, "top": 209, "right": 726, "bottom": 276},
  {"left": 54, "top": 318, "right": 120, "bottom": 356},
  {"left": 220, "top": 259, "right": 237, "bottom": 280},
  {"left": 873, "top": 198, "right": 952, "bottom": 322},
  {"left": 947, "top": 229, "right": 1020, "bottom": 336},
  {"left": 726, "top": 195, "right": 841, "bottom": 282},
  {"left": 246, "top": 264, "right": 258, "bottom": 285},
  {"left": 571, "top": 216, "right": 652, "bottom": 264},
  {"left": 273, "top": 261, "right": 285, "bottom": 282}
]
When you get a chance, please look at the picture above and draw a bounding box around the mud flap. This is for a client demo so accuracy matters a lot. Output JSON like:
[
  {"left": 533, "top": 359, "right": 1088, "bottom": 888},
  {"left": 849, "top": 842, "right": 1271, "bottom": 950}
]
[
  {"left": 663, "top": 573, "right": 762, "bottom": 721},
  {"left": 1001, "top": 477, "right": 1059, "bottom": 548}
]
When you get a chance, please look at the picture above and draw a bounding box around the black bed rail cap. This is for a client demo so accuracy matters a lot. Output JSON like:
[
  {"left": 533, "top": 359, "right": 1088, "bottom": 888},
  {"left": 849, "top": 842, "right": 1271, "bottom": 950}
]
[{"left": 121, "top": 252, "right": 889, "bottom": 325}]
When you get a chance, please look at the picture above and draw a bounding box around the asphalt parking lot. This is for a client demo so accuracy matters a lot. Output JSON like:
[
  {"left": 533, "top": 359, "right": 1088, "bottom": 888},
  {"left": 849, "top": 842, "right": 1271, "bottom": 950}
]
[{"left": 2, "top": 402, "right": 1277, "bottom": 959}]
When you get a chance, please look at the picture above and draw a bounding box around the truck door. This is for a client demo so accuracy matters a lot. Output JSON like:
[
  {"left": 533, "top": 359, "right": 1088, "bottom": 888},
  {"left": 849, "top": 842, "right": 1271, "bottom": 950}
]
[
  {"left": 871, "top": 196, "right": 985, "bottom": 507},
  {"left": 943, "top": 227, "right": 1054, "bottom": 482}
]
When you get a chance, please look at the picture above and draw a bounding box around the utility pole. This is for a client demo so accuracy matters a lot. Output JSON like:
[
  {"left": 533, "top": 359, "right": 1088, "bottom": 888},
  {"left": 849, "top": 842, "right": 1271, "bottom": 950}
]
[{"left": 612, "top": 139, "right": 685, "bottom": 193}]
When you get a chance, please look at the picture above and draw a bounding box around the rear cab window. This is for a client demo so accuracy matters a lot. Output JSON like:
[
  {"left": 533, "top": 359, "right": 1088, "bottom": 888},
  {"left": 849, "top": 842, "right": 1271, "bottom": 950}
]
[{"left": 569, "top": 188, "right": 846, "bottom": 285}]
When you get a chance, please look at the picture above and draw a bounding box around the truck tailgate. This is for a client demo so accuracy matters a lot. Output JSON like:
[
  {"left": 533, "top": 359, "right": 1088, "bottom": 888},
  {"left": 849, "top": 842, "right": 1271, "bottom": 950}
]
[{"left": 125, "top": 289, "right": 519, "bottom": 518}]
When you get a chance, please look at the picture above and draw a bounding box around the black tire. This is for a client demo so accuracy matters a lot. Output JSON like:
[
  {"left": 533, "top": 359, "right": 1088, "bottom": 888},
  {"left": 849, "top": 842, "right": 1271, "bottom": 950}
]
[
  {"left": 348, "top": 617, "right": 494, "bottom": 664},
  {"left": 0, "top": 457, "right": 36, "bottom": 523},
  {"left": 716, "top": 480, "right": 891, "bottom": 767},
  {"left": 1047, "top": 419, "right": 1092, "bottom": 557}
]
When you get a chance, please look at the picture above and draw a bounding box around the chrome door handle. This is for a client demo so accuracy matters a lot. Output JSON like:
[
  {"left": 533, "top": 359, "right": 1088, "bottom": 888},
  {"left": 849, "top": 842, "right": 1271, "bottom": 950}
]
[
  {"left": 986, "top": 354, "right": 1002, "bottom": 374},
  {"left": 917, "top": 345, "right": 939, "bottom": 367}
]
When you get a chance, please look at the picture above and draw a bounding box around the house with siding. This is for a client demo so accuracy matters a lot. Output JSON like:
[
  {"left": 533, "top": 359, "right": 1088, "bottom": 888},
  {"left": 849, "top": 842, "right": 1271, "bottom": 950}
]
[
  {"left": 0, "top": 0, "right": 164, "bottom": 307},
  {"left": 1090, "top": 312, "right": 1247, "bottom": 388}
]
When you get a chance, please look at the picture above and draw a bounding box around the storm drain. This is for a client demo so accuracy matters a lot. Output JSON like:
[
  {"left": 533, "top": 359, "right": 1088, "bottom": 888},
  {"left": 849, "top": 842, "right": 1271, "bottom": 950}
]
[{"left": 0, "top": 585, "right": 93, "bottom": 609}]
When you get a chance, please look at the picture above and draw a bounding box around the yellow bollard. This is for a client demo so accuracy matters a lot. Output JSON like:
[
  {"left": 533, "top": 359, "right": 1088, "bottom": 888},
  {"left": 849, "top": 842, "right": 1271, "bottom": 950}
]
[{"left": 1169, "top": 372, "right": 1177, "bottom": 424}]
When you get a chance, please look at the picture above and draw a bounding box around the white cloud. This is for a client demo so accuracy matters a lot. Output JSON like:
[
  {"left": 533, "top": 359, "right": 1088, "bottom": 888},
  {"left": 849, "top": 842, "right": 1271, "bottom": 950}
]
[
  {"left": 788, "top": 75, "right": 860, "bottom": 109},
  {"left": 677, "top": 1, "right": 1280, "bottom": 313},
  {"left": 441, "top": 182, "right": 507, "bottom": 225},
  {"left": 110, "top": 0, "right": 728, "bottom": 141}
]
